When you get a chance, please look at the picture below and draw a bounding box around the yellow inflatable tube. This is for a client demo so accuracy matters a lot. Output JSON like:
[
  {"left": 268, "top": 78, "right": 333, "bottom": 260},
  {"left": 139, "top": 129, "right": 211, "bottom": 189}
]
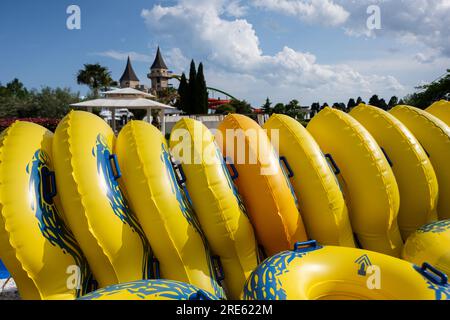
[
  {"left": 403, "top": 220, "right": 450, "bottom": 276},
  {"left": 351, "top": 104, "right": 439, "bottom": 240},
  {"left": 263, "top": 114, "right": 355, "bottom": 247},
  {"left": 169, "top": 118, "right": 259, "bottom": 300},
  {"left": 307, "top": 107, "right": 403, "bottom": 257},
  {"left": 0, "top": 121, "right": 91, "bottom": 300},
  {"left": 79, "top": 280, "right": 221, "bottom": 300},
  {"left": 243, "top": 241, "right": 450, "bottom": 300},
  {"left": 427, "top": 100, "right": 450, "bottom": 126},
  {"left": 390, "top": 105, "right": 450, "bottom": 220},
  {"left": 115, "top": 121, "right": 225, "bottom": 299},
  {"left": 53, "top": 111, "right": 153, "bottom": 288},
  {"left": 217, "top": 114, "right": 307, "bottom": 257}
]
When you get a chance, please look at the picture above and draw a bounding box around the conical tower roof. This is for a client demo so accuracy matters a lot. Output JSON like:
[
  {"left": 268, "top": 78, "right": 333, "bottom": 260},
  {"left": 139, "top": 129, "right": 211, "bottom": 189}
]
[
  {"left": 151, "top": 47, "right": 168, "bottom": 70},
  {"left": 120, "top": 56, "right": 140, "bottom": 83}
]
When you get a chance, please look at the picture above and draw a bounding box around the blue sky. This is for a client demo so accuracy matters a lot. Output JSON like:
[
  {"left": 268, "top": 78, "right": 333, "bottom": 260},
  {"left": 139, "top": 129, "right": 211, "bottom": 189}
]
[{"left": 1, "top": 0, "right": 449, "bottom": 106}]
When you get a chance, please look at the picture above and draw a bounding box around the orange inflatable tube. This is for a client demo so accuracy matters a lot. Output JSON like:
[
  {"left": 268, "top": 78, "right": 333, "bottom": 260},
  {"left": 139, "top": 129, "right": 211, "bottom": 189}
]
[{"left": 217, "top": 114, "right": 307, "bottom": 257}]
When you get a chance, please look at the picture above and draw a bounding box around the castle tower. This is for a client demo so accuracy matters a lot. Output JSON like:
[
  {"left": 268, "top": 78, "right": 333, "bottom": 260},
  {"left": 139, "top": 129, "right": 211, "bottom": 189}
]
[
  {"left": 148, "top": 47, "right": 170, "bottom": 92},
  {"left": 119, "top": 56, "right": 140, "bottom": 89}
]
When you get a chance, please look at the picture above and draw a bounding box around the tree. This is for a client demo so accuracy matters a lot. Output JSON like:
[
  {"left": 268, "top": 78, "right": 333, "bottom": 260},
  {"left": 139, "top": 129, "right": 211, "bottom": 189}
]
[
  {"left": 215, "top": 104, "right": 236, "bottom": 115},
  {"left": 1, "top": 78, "right": 29, "bottom": 98},
  {"left": 378, "top": 98, "right": 388, "bottom": 110},
  {"left": 388, "top": 96, "right": 398, "bottom": 109},
  {"left": 331, "top": 102, "right": 346, "bottom": 111},
  {"left": 0, "top": 79, "right": 80, "bottom": 119},
  {"left": 285, "top": 99, "right": 303, "bottom": 118},
  {"left": 321, "top": 102, "right": 329, "bottom": 110},
  {"left": 20, "top": 87, "right": 80, "bottom": 118},
  {"left": 188, "top": 60, "right": 198, "bottom": 114},
  {"left": 230, "top": 99, "right": 252, "bottom": 114},
  {"left": 404, "top": 70, "right": 450, "bottom": 109},
  {"left": 273, "top": 103, "right": 285, "bottom": 114},
  {"left": 311, "top": 102, "right": 320, "bottom": 117},
  {"left": 356, "top": 97, "right": 365, "bottom": 105},
  {"left": 76, "top": 64, "right": 114, "bottom": 97},
  {"left": 158, "top": 87, "right": 179, "bottom": 106},
  {"left": 369, "top": 95, "right": 381, "bottom": 108},
  {"left": 262, "top": 98, "right": 272, "bottom": 115},
  {"left": 195, "top": 63, "right": 208, "bottom": 114},
  {"left": 347, "top": 98, "right": 357, "bottom": 110},
  {"left": 177, "top": 73, "right": 189, "bottom": 113}
]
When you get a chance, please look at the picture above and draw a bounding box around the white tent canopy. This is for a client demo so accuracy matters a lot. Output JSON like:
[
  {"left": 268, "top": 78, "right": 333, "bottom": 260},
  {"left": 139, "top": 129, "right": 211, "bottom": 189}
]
[
  {"left": 71, "top": 98, "right": 175, "bottom": 110},
  {"left": 71, "top": 89, "right": 177, "bottom": 133},
  {"left": 102, "top": 87, "right": 156, "bottom": 98}
]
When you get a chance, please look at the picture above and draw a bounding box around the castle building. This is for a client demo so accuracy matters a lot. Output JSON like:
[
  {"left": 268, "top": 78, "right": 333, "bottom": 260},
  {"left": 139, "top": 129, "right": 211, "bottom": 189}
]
[
  {"left": 148, "top": 47, "right": 171, "bottom": 92},
  {"left": 119, "top": 56, "right": 140, "bottom": 89}
]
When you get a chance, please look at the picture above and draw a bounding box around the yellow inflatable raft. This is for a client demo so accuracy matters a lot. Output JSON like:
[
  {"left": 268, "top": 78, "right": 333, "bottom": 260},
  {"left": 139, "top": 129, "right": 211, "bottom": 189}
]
[
  {"left": 390, "top": 105, "right": 450, "bottom": 220},
  {"left": 350, "top": 104, "right": 439, "bottom": 240},
  {"left": 79, "top": 280, "right": 221, "bottom": 300},
  {"left": 307, "top": 107, "right": 403, "bottom": 257},
  {"left": 403, "top": 220, "right": 450, "bottom": 276},
  {"left": 0, "top": 121, "right": 91, "bottom": 300},
  {"left": 115, "top": 121, "right": 225, "bottom": 299},
  {"left": 263, "top": 114, "right": 355, "bottom": 247},
  {"left": 243, "top": 241, "right": 450, "bottom": 300},
  {"left": 169, "top": 118, "right": 259, "bottom": 299},
  {"left": 217, "top": 114, "right": 307, "bottom": 257},
  {"left": 426, "top": 100, "right": 450, "bottom": 126},
  {"left": 53, "top": 111, "right": 153, "bottom": 288}
]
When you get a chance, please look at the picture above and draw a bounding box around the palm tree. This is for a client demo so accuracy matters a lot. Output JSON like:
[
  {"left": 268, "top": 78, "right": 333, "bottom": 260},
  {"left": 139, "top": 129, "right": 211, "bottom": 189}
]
[{"left": 76, "top": 64, "right": 115, "bottom": 98}]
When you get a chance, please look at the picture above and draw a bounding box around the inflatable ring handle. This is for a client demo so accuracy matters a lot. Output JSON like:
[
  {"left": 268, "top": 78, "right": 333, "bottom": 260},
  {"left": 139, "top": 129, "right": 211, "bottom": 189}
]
[
  {"left": 418, "top": 263, "right": 448, "bottom": 285},
  {"left": 42, "top": 168, "right": 57, "bottom": 202},
  {"left": 280, "top": 156, "right": 294, "bottom": 178},
  {"left": 224, "top": 157, "right": 239, "bottom": 180},
  {"left": 325, "top": 154, "right": 341, "bottom": 175},
  {"left": 189, "top": 290, "right": 212, "bottom": 301},
  {"left": 109, "top": 154, "right": 122, "bottom": 180},
  {"left": 294, "top": 240, "right": 320, "bottom": 253},
  {"left": 212, "top": 256, "right": 225, "bottom": 282},
  {"left": 380, "top": 147, "right": 393, "bottom": 167}
]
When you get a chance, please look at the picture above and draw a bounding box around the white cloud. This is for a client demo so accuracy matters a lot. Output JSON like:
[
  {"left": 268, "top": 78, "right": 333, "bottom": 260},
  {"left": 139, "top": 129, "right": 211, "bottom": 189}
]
[
  {"left": 252, "top": 0, "right": 349, "bottom": 26},
  {"left": 225, "top": 0, "right": 248, "bottom": 17},
  {"left": 141, "top": 0, "right": 405, "bottom": 105},
  {"left": 94, "top": 50, "right": 152, "bottom": 63},
  {"left": 339, "top": 0, "right": 450, "bottom": 58}
]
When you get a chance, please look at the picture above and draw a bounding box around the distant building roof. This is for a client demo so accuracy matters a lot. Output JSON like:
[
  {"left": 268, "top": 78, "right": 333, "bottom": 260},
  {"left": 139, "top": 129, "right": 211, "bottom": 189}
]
[
  {"left": 103, "top": 87, "right": 155, "bottom": 98},
  {"left": 151, "top": 47, "right": 168, "bottom": 70},
  {"left": 120, "top": 56, "right": 140, "bottom": 83}
]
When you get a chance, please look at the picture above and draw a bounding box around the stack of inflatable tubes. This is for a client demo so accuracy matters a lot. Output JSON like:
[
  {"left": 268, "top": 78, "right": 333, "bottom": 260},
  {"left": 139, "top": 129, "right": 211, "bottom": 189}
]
[
  {"left": 243, "top": 241, "right": 449, "bottom": 300},
  {"left": 263, "top": 114, "right": 355, "bottom": 248},
  {"left": 115, "top": 120, "right": 225, "bottom": 299},
  {"left": 0, "top": 121, "right": 91, "bottom": 300},
  {"left": 0, "top": 104, "right": 449, "bottom": 301},
  {"left": 307, "top": 107, "right": 403, "bottom": 257},
  {"left": 217, "top": 114, "right": 308, "bottom": 257},
  {"left": 390, "top": 105, "right": 450, "bottom": 220},
  {"left": 350, "top": 104, "right": 439, "bottom": 240},
  {"left": 53, "top": 111, "right": 154, "bottom": 288},
  {"left": 169, "top": 118, "right": 259, "bottom": 300}
]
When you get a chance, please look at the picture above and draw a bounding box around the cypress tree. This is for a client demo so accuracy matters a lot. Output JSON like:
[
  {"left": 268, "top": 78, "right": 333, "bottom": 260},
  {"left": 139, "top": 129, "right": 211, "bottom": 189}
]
[
  {"left": 188, "top": 60, "right": 197, "bottom": 114},
  {"left": 177, "top": 73, "right": 188, "bottom": 113},
  {"left": 195, "top": 63, "right": 208, "bottom": 114}
]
